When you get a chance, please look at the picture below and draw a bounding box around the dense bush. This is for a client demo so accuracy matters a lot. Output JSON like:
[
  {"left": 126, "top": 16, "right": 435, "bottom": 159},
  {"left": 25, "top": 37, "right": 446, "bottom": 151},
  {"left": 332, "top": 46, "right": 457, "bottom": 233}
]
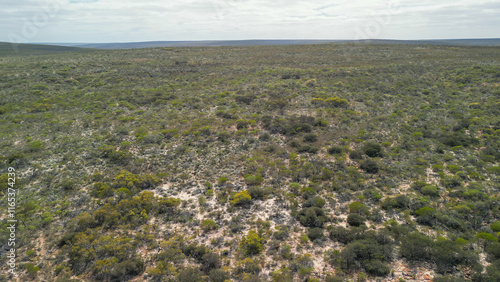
[
  {"left": 303, "top": 133, "right": 318, "bottom": 143},
  {"left": 231, "top": 190, "right": 252, "bottom": 206},
  {"left": 201, "top": 219, "right": 217, "bottom": 232},
  {"left": 297, "top": 207, "right": 327, "bottom": 227},
  {"left": 349, "top": 150, "right": 364, "bottom": 160},
  {"left": 327, "top": 146, "right": 343, "bottom": 155},
  {"left": 209, "top": 269, "right": 231, "bottom": 282},
  {"left": 303, "top": 196, "right": 326, "bottom": 208},
  {"left": 441, "top": 132, "right": 479, "bottom": 147},
  {"left": 240, "top": 231, "right": 265, "bottom": 256},
  {"left": 400, "top": 232, "right": 433, "bottom": 262},
  {"left": 363, "top": 142, "right": 383, "bottom": 157},
  {"left": 491, "top": 221, "right": 500, "bottom": 232},
  {"left": 420, "top": 185, "right": 440, "bottom": 197},
  {"left": 325, "top": 97, "right": 349, "bottom": 108},
  {"left": 328, "top": 226, "right": 366, "bottom": 244},
  {"left": 328, "top": 230, "right": 393, "bottom": 276},
  {"left": 347, "top": 214, "right": 366, "bottom": 227},
  {"left": 307, "top": 228, "right": 324, "bottom": 241},
  {"left": 178, "top": 267, "right": 204, "bottom": 282},
  {"left": 348, "top": 202, "right": 369, "bottom": 215},
  {"left": 360, "top": 159, "right": 379, "bottom": 173},
  {"left": 244, "top": 174, "right": 264, "bottom": 186},
  {"left": 248, "top": 186, "right": 266, "bottom": 200}
]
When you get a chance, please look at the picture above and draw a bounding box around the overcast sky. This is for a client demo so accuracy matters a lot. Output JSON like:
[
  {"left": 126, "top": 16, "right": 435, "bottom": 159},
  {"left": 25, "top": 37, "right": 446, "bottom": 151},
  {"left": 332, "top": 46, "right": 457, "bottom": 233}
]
[{"left": 1, "top": 0, "right": 499, "bottom": 43}]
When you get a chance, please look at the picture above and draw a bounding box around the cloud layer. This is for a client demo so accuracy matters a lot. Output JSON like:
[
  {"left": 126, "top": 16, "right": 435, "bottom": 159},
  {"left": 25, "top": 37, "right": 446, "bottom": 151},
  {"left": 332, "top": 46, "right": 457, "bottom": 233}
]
[{"left": 1, "top": 0, "right": 499, "bottom": 43}]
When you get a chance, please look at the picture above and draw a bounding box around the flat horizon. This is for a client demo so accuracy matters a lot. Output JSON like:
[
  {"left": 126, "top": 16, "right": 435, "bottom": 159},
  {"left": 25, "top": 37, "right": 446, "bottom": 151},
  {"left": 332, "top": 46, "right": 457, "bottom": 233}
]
[{"left": 20, "top": 37, "right": 500, "bottom": 45}]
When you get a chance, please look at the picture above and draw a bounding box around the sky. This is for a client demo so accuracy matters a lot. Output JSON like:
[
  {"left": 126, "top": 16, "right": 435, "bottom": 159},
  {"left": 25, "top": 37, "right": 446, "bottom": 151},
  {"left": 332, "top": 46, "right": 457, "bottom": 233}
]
[{"left": 1, "top": 0, "right": 499, "bottom": 43}]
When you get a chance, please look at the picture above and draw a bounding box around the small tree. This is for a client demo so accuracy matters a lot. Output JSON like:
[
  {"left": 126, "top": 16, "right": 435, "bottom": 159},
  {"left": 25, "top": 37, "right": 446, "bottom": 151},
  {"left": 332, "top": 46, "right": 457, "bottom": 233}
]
[{"left": 240, "top": 231, "right": 265, "bottom": 256}]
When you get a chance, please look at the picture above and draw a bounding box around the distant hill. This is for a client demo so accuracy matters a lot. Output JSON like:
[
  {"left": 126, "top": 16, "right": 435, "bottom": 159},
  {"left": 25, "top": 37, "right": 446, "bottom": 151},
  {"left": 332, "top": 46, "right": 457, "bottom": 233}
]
[
  {"left": 38, "top": 38, "right": 500, "bottom": 49},
  {"left": 358, "top": 38, "right": 500, "bottom": 46},
  {"left": 48, "top": 40, "right": 342, "bottom": 49},
  {"left": 0, "top": 42, "right": 95, "bottom": 56}
]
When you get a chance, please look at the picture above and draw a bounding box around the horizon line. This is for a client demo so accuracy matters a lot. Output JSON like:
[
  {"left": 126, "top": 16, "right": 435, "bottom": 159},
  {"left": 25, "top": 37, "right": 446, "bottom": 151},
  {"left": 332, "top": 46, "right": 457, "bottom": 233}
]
[{"left": 18, "top": 37, "right": 500, "bottom": 45}]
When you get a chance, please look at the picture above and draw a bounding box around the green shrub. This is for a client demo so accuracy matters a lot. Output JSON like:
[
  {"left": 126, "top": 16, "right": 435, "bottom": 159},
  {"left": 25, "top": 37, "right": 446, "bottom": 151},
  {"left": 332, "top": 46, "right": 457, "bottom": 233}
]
[
  {"left": 400, "top": 232, "right": 433, "bottom": 262},
  {"left": 303, "top": 134, "right": 318, "bottom": 143},
  {"left": 240, "top": 231, "right": 265, "bottom": 256},
  {"left": 349, "top": 150, "right": 363, "bottom": 160},
  {"left": 440, "top": 175, "right": 462, "bottom": 188},
  {"left": 231, "top": 191, "right": 252, "bottom": 206},
  {"left": 98, "top": 145, "right": 132, "bottom": 165},
  {"left": 328, "top": 226, "right": 365, "bottom": 244},
  {"left": 476, "top": 232, "right": 498, "bottom": 243},
  {"left": 414, "top": 207, "right": 436, "bottom": 226},
  {"left": 297, "top": 145, "right": 319, "bottom": 154},
  {"left": 259, "top": 132, "right": 271, "bottom": 141},
  {"left": 22, "top": 263, "right": 40, "bottom": 277},
  {"left": 297, "top": 207, "right": 326, "bottom": 227},
  {"left": 491, "top": 221, "right": 500, "bottom": 232},
  {"left": 26, "top": 140, "right": 44, "bottom": 152},
  {"left": 300, "top": 187, "right": 317, "bottom": 199},
  {"left": 364, "top": 259, "right": 391, "bottom": 276},
  {"left": 347, "top": 214, "right": 365, "bottom": 227},
  {"left": 432, "top": 237, "right": 478, "bottom": 274},
  {"left": 420, "top": 185, "right": 440, "bottom": 197},
  {"left": 209, "top": 269, "right": 230, "bottom": 282},
  {"left": 244, "top": 174, "right": 264, "bottom": 186},
  {"left": 327, "top": 146, "right": 343, "bottom": 155},
  {"left": 447, "top": 165, "right": 461, "bottom": 174},
  {"left": 331, "top": 232, "right": 393, "bottom": 276},
  {"left": 307, "top": 228, "right": 324, "bottom": 241},
  {"left": 381, "top": 195, "right": 409, "bottom": 210},
  {"left": 235, "top": 94, "right": 256, "bottom": 105},
  {"left": 303, "top": 196, "right": 326, "bottom": 208},
  {"left": 487, "top": 166, "right": 500, "bottom": 175},
  {"left": 463, "top": 189, "right": 487, "bottom": 201},
  {"left": 273, "top": 226, "right": 290, "bottom": 241},
  {"left": 248, "top": 186, "right": 266, "bottom": 200},
  {"left": 217, "top": 177, "right": 228, "bottom": 184},
  {"left": 348, "top": 202, "right": 369, "bottom": 215},
  {"left": 325, "top": 97, "right": 349, "bottom": 107},
  {"left": 201, "top": 219, "right": 217, "bottom": 232},
  {"left": 442, "top": 132, "right": 478, "bottom": 147},
  {"left": 360, "top": 159, "right": 379, "bottom": 173},
  {"left": 200, "top": 252, "right": 221, "bottom": 272},
  {"left": 178, "top": 267, "right": 204, "bottom": 282},
  {"left": 107, "top": 258, "right": 145, "bottom": 280},
  {"left": 311, "top": 98, "right": 324, "bottom": 105},
  {"left": 0, "top": 173, "right": 10, "bottom": 193},
  {"left": 363, "top": 142, "right": 383, "bottom": 157}
]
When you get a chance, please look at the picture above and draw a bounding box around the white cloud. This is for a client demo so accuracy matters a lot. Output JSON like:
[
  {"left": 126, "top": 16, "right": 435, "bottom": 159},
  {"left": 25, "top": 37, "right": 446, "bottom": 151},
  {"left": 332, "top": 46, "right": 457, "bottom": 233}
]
[{"left": 0, "top": 0, "right": 498, "bottom": 42}]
